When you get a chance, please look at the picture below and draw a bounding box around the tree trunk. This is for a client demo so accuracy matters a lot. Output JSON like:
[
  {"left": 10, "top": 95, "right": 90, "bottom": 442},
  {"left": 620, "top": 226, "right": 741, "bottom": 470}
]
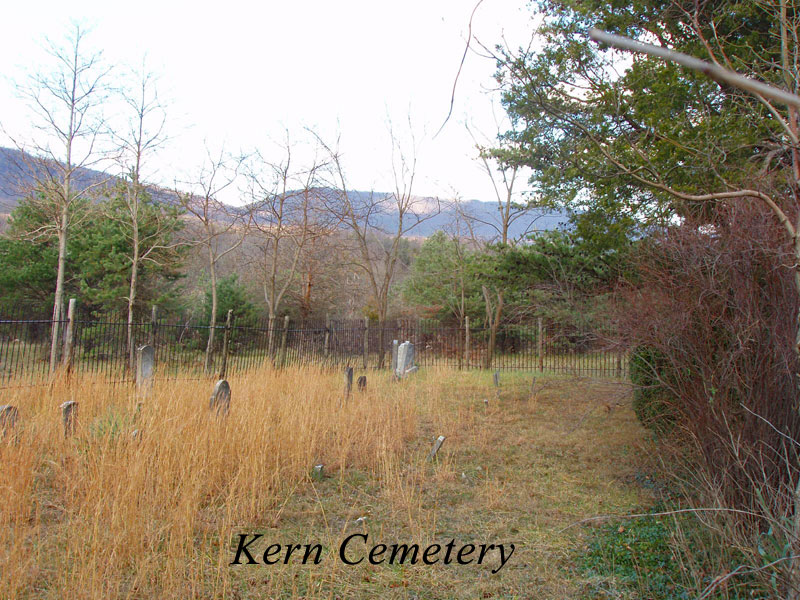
[
  {"left": 301, "top": 270, "right": 313, "bottom": 319},
  {"left": 205, "top": 246, "right": 217, "bottom": 374},
  {"left": 49, "top": 208, "right": 69, "bottom": 374},
  {"left": 484, "top": 290, "right": 504, "bottom": 370},
  {"left": 266, "top": 310, "right": 276, "bottom": 362},
  {"left": 127, "top": 228, "right": 140, "bottom": 372},
  {"left": 377, "top": 319, "right": 386, "bottom": 369}
]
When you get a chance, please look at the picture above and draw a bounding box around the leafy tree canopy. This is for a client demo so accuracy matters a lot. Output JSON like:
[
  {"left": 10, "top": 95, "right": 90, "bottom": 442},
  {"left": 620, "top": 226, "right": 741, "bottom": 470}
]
[{"left": 496, "top": 0, "right": 788, "bottom": 225}]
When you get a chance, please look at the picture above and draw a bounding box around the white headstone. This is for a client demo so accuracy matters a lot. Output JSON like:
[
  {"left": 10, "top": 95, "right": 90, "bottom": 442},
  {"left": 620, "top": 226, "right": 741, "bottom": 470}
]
[
  {"left": 391, "top": 340, "right": 399, "bottom": 373},
  {"left": 209, "top": 379, "right": 231, "bottom": 416},
  {"left": 428, "top": 435, "right": 446, "bottom": 460},
  {"left": 136, "top": 345, "right": 155, "bottom": 392},
  {"left": 395, "top": 341, "right": 417, "bottom": 378}
]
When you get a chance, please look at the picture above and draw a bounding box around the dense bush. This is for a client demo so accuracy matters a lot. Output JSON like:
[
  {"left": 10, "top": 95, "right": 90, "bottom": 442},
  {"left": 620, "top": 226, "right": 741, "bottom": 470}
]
[
  {"left": 619, "top": 200, "right": 800, "bottom": 593},
  {"left": 629, "top": 346, "right": 675, "bottom": 434},
  {"left": 622, "top": 200, "right": 800, "bottom": 504}
]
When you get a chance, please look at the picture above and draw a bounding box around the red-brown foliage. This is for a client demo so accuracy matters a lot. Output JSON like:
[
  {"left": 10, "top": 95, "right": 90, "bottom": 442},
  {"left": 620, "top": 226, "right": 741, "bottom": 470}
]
[{"left": 621, "top": 199, "right": 800, "bottom": 508}]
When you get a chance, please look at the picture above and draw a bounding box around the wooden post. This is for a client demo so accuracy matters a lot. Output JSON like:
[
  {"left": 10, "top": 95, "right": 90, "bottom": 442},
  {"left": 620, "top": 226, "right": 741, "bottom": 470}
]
[
  {"left": 537, "top": 317, "right": 544, "bottom": 372},
  {"left": 362, "top": 317, "right": 369, "bottom": 369},
  {"left": 279, "top": 315, "right": 290, "bottom": 368},
  {"left": 150, "top": 305, "right": 158, "bottom": 347},
  {"left": 464, "top": 316, "right": 471, "bottom": 370},
  {"left": 61, "top": 298, "right": 76, "bottom": 371},
  {"left": 219, "top": 309, "right": 233, "bottom": 379},
  {"left": 323, "top": 314, "right": 331, "bottom": 360}
]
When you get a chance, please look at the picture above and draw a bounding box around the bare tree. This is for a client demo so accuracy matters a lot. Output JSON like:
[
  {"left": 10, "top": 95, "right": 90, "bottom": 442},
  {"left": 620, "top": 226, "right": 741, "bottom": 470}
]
[
  {"left": 5, "top": 24, "right": 110, "bottom": 373},
  {"left": 177, "top": 149, "right": 248, "bottom": 373},
  {"left": 110, "top": 66, "right": 184, "bottom": 370},
  {"left": 315, "top": 124, "right": 439, "bottom": 367},
  {"left": 459, "top": 125, "right": 539, "bottom": 367},
  {"left": 245, "top": 135, "right": 333, "bottom": 354}
]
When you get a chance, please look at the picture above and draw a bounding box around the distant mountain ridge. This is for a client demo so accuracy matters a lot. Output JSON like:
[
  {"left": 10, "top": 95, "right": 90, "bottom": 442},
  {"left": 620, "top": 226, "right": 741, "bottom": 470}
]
[{"left": 0, "top": 146, "right": 566, "bottom": 238}]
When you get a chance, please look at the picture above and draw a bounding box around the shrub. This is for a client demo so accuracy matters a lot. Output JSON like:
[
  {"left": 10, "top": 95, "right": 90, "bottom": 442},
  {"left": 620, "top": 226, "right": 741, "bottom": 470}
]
[{"left": 629, "top": 346, "right": 675, "bottom": 434}]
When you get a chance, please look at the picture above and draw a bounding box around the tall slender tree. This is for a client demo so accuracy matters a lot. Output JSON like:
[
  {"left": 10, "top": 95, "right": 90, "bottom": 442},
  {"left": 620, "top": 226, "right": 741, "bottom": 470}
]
[
  {"left": 178, "top": 149, "right": 248, "bottom": 373},
  {"left": 7, "top": 24, "right": 110, "bottom": 373},
  {"left": 110, "top": 66, "right": 184, "bottom": 370}
]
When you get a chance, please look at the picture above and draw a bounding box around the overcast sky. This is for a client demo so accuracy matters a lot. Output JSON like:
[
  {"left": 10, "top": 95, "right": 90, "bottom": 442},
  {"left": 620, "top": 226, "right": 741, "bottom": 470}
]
[{"left": 0, "top": 0, "right": 537, "bottom": 204}]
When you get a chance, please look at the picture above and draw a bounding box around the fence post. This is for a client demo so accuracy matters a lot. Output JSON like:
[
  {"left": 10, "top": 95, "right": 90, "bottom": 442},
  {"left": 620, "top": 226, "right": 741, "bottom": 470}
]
[
  {"left": 464, "top": 316, "right": 470, "bottom": 370},
  {"left": 537, "top": 317, "right": 544, "bottom": 372},
  {"left": 61, "top": 298, "right": 76, "bottom": 372},
  {"left": 150, "top": 305, "right": 158, "bottom": 348},
  {"left": 219, "top": 309, "right": 233, "bottom": 379},
  {"left": 324, "top": 314, "right": 331, "bottom": 360},
  {"left": 279, "top": 315, "right": 290, "bottom": 368},
  {"left": 363, "top": 317, "right": 369, "bottom": 369}
]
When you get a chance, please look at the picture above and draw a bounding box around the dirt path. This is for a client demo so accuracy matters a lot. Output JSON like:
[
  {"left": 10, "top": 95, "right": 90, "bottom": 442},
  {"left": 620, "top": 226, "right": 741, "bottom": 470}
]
[{"left": 227, "top": 372, "right": 653, "bottom": 599}]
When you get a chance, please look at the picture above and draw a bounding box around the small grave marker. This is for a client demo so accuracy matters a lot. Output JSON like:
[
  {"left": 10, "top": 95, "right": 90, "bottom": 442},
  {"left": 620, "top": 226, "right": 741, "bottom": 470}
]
[
  {"left": 344, "top": 366, "right": 354, "bottom": 397},
  {"left": 60, "top": 401, "right": 77, "bottom": 437},
  {"left": 0, "top": 405, "right": 19, "bottom": 438},
  {"left": 357, "top": 375, "right": 367, "bottom": 392},
  {"left": 428, "top": 435, "right": 446, "bottom": 460},
  {"left": 136, "top": 344, "right": 155, "bottom": 395},
  {"left": 493, "top": 370, "right": 500, "bottom": 387},
  {"left": 311, "top": 464, "right": 324, "bottom": 480},
  {"left": 209, "top": 379, "right": 231, "bottom": 416},
  {"left": 391, "top": 340, "right": 399, "bottom": 373}
]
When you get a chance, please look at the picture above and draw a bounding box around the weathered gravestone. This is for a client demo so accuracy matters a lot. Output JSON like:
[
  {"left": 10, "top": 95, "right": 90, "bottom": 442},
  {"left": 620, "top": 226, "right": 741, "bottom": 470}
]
[
  {"left": 395, "top": 341, "right": 418, "bottom": 379},
  {"left": 209, "top": 379, "right": 231, "bottom": 416},
  {"left": 344, "top": 366, "right": 354, "bottom": 397},
  {"left": 357, "top": 375, "right": 367, "bottom": 392},
  {"left": 136, "top": 345, "right": 155, "bottom": 395},
  {"left": 391, "top": 340, "right": 399, "bottom": 373},
  {"left": 428, "top": 435, "right": 446, "bottom": 460},
  {"left": 0, "top": 405, "right": 18, "bottom": 438},
  {"left": 493, "top": 370, "right": 500, "bottom": 388},
  {"left": 60, "top": 401, "right": 77, "bottom": 437},
  {"left": 311, "top": 464, "right": 324, "bottom": 480}
]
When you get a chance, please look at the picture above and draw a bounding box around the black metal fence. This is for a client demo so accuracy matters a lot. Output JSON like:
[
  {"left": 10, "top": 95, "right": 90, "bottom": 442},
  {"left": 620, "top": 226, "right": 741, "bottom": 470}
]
[{"left": 0, "top": 304, "right": 627, "bottom": 386}]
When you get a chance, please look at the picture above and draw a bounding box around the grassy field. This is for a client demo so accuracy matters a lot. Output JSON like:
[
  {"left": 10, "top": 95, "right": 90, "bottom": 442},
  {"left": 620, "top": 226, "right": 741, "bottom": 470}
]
[{"left": 1, "top": 367, "right": 653, "bottom": 599}]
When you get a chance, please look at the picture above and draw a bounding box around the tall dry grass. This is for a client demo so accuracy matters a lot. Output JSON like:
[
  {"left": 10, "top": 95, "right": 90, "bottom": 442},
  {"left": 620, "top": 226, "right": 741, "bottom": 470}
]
[{"left": 0, "top": 366, "right": 421, "bottom": 599}]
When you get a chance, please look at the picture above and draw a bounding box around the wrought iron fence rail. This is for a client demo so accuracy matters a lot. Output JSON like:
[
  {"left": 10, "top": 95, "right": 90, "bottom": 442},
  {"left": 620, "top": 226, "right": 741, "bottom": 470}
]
[{"left": 0, "top": 307, "right": 627, "bottom": 385}]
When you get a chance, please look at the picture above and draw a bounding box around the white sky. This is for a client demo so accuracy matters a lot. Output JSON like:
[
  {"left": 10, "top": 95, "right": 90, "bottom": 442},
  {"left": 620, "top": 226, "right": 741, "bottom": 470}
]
[{"left": 0, "top": 0, "right": 538, "bottom": 204}]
